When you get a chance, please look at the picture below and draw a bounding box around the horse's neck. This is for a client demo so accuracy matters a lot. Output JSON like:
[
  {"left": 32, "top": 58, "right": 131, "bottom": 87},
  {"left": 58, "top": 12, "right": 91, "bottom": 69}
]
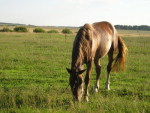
[
  {"left": 71, "top": 49, "right": 84, "bottom": 70},
  {"left": 71, "top": 34, "right": 87, "bottom": 70}
]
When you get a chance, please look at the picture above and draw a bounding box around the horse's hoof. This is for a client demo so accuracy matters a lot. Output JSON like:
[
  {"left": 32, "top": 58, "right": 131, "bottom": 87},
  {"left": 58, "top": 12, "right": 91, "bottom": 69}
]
[
  {"left": 84, "top": 96, "right": 89, "bottom": 102},
  {"left": 93, "top": 88, "right": 98, "bottom": 93},
  {"left": 105, "top": 87, "right": 110, "bottom": 91}
]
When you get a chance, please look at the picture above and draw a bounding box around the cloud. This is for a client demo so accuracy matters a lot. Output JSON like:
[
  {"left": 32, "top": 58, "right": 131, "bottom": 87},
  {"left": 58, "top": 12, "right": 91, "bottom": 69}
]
[{"left": 63, "top": 0, "right": 121, "bottom": 4}]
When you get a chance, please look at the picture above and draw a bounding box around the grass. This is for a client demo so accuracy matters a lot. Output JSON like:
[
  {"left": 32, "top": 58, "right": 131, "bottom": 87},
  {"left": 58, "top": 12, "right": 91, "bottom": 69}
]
[{"left": 0, "top": 30, "right": 150, "bottom": 113}]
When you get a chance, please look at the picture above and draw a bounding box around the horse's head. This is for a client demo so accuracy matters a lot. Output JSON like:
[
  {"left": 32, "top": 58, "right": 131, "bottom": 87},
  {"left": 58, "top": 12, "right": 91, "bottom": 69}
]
[{"left": 66, "top": 68, "right": 86, "bottom": 101}]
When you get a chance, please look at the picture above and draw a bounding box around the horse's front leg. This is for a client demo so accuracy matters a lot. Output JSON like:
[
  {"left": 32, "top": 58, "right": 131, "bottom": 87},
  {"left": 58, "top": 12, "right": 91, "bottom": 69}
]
[{"left": 84, "top": 61, "right": 93, "bottom": 102}]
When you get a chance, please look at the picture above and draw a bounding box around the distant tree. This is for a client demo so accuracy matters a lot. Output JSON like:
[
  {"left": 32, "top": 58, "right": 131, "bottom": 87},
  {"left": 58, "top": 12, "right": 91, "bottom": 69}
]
[
  {"left": 47, "top": 30, "right": 59, "bottom": 33},
  {"left": 62, "top": 28, "right": 72, "bottom": 34},
  {"left": 115, "top": 25, "right": 150, "bottom": 31},
  {"left": 14, "top": 26, "right": 28, "bottom": 32},
  {"left": 62, "top": 28, "right": 72, "bottom": 39},
  {"left": 33, "top": 28, "right": 45, "bottom": 33},
  {"left": 0, "top": 27, "right": 12, "bottom": 32}
]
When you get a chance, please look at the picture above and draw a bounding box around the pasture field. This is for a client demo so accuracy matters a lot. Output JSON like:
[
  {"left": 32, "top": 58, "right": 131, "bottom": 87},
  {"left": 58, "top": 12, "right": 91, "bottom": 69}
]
[{"left": 0, "top": 30, "right": 150, "bottom": 113}]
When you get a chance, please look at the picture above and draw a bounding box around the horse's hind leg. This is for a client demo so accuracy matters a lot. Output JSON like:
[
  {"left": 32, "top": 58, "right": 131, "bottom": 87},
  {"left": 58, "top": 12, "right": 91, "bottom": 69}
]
[
  {"left": 105, "top": 51, "right": 113, "bottom": 90},
  {"left": 94, "top": 57, "right": 101, "bottom": 92}
]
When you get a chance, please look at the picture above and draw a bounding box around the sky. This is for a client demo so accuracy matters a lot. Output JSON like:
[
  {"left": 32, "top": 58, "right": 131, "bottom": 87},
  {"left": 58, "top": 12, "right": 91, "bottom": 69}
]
[{"left": 0, "top": 0, "right": 150, "bottom": 26}]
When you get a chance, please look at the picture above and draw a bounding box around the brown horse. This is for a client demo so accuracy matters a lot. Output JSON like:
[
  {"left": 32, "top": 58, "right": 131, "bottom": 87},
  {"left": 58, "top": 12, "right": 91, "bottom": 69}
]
[{"left": 66, "top": 21, "right": 128, "bottom": 102}]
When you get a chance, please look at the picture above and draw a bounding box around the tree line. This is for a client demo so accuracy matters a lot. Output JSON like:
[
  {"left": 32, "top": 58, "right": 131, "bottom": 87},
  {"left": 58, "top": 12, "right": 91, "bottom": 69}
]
[
  {"left": 0, "top": 26, "right": 73, "bottom": 34},
  {"left": 115, "top": 25, "right": 150, "bottom": 31}
]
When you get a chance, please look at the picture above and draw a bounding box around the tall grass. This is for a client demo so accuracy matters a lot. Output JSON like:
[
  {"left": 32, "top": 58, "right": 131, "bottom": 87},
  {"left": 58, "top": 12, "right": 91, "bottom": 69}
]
[{"left": 0, "top": 31, "right": 150, "bottom": 113}]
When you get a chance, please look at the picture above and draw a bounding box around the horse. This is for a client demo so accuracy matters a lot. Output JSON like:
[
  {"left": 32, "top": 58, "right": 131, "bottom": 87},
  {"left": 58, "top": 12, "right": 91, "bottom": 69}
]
[{"left": 66, "top": 21, "right": 128, "bottom": 102}]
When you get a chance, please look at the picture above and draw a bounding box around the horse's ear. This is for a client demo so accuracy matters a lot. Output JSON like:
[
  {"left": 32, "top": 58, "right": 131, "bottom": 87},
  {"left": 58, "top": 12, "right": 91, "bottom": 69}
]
[
  {"left": 78, "top": 69, "right": 86, "bottom": 75},
  {"left": 66, "top": 68, "right": 72, "bottom": 74}
]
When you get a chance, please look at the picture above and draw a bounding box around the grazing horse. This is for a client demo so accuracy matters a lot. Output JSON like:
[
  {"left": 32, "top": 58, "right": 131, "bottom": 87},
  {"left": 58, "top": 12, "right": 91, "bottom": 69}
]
[{"left": 66, "top": 21, "right": 128, "bottom": 102}]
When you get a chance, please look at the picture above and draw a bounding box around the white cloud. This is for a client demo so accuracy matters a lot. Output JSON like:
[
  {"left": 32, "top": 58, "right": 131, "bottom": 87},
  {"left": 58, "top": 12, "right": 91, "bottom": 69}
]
[{"left": 63, "top": 0, "right": 121, "bottom": 4}]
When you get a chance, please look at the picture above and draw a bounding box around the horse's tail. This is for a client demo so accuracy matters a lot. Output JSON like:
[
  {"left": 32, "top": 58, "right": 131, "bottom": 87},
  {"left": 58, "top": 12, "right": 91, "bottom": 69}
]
[{"left": 112, "top": 36, "right": 128, "bottom": 72}]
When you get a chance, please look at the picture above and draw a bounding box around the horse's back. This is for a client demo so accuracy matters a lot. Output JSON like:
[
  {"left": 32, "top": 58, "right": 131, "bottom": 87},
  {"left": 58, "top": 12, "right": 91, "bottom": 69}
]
[{"left": 92, "top": 21, "right": 115, "bottom": 35}]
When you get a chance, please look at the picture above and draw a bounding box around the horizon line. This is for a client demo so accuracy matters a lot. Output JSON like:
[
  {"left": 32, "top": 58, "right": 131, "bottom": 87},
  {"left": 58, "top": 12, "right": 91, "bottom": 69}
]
[{"left": 0, "top": 22, "right": 150, "bottom": 27}]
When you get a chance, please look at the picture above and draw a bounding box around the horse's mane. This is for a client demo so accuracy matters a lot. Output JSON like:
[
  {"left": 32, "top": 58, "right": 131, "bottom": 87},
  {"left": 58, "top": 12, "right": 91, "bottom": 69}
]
[{"left": 71, "top": 24, "right": 93, "bottom": 68}]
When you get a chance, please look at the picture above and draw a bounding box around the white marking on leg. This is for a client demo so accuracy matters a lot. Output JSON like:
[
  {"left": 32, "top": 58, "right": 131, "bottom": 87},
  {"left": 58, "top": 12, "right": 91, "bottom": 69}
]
[
  {"left": 105, "top": 76, "right": 110, "bottom": 90},
  {"left": 105, "top": 82, "right": 110, "bottom": 90},
  {"left": 84, "top": 89, "right": 89, "bottom": 102},
  {"left": 85, "top": 95, "right": 89, "bottom": 102},
  {"left": 94, "top": 80, "right": 99, "bottom": 92}
]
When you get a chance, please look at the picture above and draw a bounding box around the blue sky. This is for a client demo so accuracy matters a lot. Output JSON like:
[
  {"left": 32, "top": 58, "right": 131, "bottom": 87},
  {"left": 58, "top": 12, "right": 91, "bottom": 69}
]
[{"left": 0, "top": 0, "right": 150, "bottom": 26}]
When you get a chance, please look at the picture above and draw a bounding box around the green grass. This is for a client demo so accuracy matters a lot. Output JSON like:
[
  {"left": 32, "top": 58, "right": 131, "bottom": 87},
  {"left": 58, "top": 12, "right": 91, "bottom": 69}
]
[{"left": 0, "top": 31, "right": 150, "bottom": 113}]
